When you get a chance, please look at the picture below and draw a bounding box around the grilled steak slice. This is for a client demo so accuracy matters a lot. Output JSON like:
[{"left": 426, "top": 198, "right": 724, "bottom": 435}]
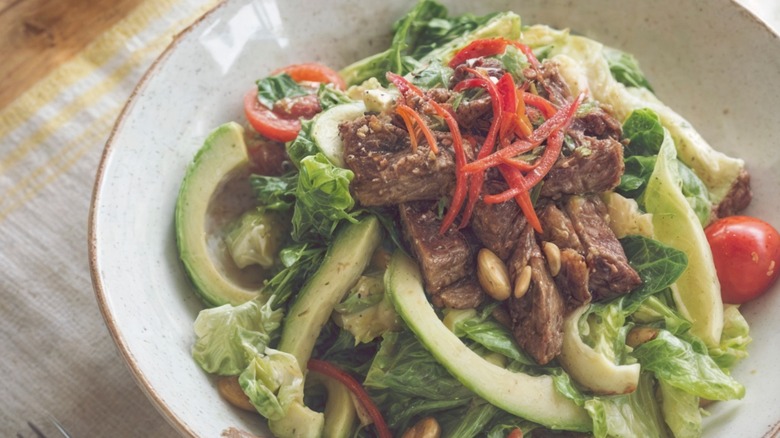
[
  {"left": 563, "top": 195, "right": 641, "bottom": 299},
  {"left": 432, "top": 278, "right": 485, "bottom": 309},
  {"left": 540, "top": 137, "right": 624, "bottom": 199},
  {"left": 713, "top": 167, "right": 752, "bottom": 219},
  {"left": 341, "top": 114, "right": 456, "bottom": 206},
  {"left": 471, "top": 180, "right": 526, "bottom": 260},
  {"left": 570, "top": 104, "right": 623, "bottom": 142},
  {"left": 524, "top": 60, "right": 572, "bottom": 108},
  {"left": 507, "top": 224, "right": 565, "bottom": 365},
  {"left": 398, "top": 201, "right": 473, "bottom": 294},
  {"left": 538, "top": 202, "right": 583, "bottom": 252},
  {"left": 555, "top": 248, "right": 592, "bottom": 310}
]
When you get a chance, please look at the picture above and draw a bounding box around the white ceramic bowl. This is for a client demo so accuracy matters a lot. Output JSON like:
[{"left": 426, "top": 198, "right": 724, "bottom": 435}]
[{"left": 89, "top": 0, "right": 780, "bottom": 436}]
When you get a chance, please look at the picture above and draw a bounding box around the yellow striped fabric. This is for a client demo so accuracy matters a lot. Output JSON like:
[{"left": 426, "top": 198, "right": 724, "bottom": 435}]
[
  {"left": 0, "top": 0, "right": 220, "bottom": 436},
  {"left": 0, "top": 0, "right": 220, "bottom": 223}
]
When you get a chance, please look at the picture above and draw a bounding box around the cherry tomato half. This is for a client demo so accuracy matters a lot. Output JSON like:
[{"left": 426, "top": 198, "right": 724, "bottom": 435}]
[
  {"left": 243, "top": 89, "right": 301, "bottom": 142},
  {"left": 244, "top": 63, "right": 345, "bottom": 141},
  {"left": 705, "top": 215, "right": 780, "bottom": 304},
  {"left": 272, "top": 63, "right": 346, "bottom": 90}
]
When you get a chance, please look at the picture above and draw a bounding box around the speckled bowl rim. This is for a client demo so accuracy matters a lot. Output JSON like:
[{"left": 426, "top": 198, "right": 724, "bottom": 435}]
[{"left": 88, "top": 1, "right": 227, "bottom": 436}]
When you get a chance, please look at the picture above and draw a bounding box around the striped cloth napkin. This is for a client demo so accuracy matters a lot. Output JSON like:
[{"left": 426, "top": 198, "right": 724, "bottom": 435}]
[
  {"left": 0, "top": 0, "right": 218, "bottom": 436},
  {"left": 0, "top": 0, "right": 777, "bottom": 437}
]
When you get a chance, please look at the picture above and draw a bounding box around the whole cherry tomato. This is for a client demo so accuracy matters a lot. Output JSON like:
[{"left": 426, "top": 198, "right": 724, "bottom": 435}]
[{"left": 705, "top": 215, "right": 780, "bottom": 304}]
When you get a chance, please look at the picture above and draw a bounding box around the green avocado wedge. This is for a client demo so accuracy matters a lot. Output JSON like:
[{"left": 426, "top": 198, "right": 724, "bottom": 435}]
[
  {"left": 175, "top": 122, "right": 263, "bottom": 307},
  {"left": 385, "top": 251, "right": 592, "bottom": 432}
]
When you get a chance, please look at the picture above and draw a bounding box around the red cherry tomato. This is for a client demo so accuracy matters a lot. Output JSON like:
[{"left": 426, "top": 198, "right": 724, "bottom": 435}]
[
  {"left": 243, "top": 89, "right": 301, "bottom": 142},
  {"left": 272, "top": 63, "right": 346, "bottom": 90},
  {"left": 244, "top": 63, "right": 345, "bottom": 141},
  {"left": 705, "top": 215, "right": 780, "bottom": 304}
]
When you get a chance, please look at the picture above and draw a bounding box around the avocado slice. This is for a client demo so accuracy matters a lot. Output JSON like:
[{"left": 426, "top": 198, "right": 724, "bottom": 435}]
[
  {"left": 385, "top": 251, "right": 592, "bottom": 432},
  {"left": 175, "top": 122, "right": 264, "bottom": 307}
]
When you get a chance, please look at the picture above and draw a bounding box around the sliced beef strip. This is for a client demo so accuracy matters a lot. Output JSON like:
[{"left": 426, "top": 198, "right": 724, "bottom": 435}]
[
  {"left": 470, "top": 179, "right": 527, "bottom": 260},
  {"left": 538, "top": 202, "right": 583, "bottom": 252},
  {"left": 538, "top": 202, "right": 591, "bottom": 311},
  {"left": 341, "top": 114, "right": 457, "bottom": 206},
  {"left": 506, "top": 224, "right": 565, "bottom": 365},
  {"left": 523, "top": 60, "right": 572, "bottom": 108},
  {"left": 398, "top": 201, "right": 474, "bottom": 294},
  {"left": 569, "top": 103, "right": 623, "bottom": 142},
  {"left": 431, "top": 277, "right": 485, "bottom": 309},
  {"left": 563, "top": 195, "right": 641, "bottom": 300},
  {"left": 540, "top": 137, "right": 624, "bottom": 199},
  {"left": 713, "top": 167, "right": 752, "bottom": 219},
  {"left": 555, "top": 248, "right": 592, "bottom": 311}
]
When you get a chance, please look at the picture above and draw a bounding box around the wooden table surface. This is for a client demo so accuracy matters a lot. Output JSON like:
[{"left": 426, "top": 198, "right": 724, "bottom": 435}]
[{"left": 0, "top": 0, "right": 145, "bottom": 110}]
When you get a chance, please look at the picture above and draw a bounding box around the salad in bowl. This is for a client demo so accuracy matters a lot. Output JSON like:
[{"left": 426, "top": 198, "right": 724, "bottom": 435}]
[{"left": 174, "top": 1, "right": 777, "bottom": 436}]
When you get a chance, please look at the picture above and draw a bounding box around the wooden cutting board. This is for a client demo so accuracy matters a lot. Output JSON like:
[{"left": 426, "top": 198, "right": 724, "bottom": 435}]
[{"left": 0, "top": 0, "right": 144, "bottom": 110}]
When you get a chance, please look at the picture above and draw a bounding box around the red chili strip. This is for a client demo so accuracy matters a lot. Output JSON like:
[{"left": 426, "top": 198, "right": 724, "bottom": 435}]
[
  {"left": 448, "top": 38, "right": 542, "bottom": 71},
  {"left": 448, "top": 37, "right": 510, "bottom": 68},
  {"left": 522, "top": 92, "right": 557, "bottom": 118},
  {"left": 454, "top": 68, "right": 505, "bottom": 228},
  {"left": 461, "top": 93, "right": 584, "bottom": 174},
  {"left": 395, "top": 104, "right": 419, "bottom": 153},
  {"left": 386, "top": 72, "right": 424, "bottom": 99},
  {"left": 308, "top": 359, "right": 392, "bottom": 438},
  {"left": 426, "top": 99, "right": 469, "bottom": 234},
  {"left": 396, "top": 104, "right": 439, "bottom": 154},
  {"left": 498, "top": 164, "right": 542, "bottom": 233},
  {"left": 485, "top": 128, "right": 565, "bottom": 204}
]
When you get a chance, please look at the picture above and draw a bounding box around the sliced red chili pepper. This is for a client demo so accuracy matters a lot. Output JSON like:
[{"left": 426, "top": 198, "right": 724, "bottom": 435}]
[
  {"left": 498, "top": 165, "right": 542, "bottom": 233},
  {"left": 386, "top": 72, "right": 424, "bottom": 99},
  {"left": 426, "top": 99, "right": 469, "bottom": 234},
  {"left": 449, "top": 38, "right": 542, "bottom": 71},
  {"left": 307, "top": 359, "right": 392, "bottom": 438},
  {"left": 454, "top": 68, "right": 505, "bottom": 228},
  {"left": 510, "top": 41, "right": 541, "bottom": 70},
  {"left": 395, "top": 104, "right": 420, "bottom": 153},
  {"left": 514, "top": 92, "right": 534, "bottom": 138},
  {"left": 448, "top": 38, "right": 510, "bottom": 68},
  {"left": 461, "top": 93, "right": 584, "bottom": 174},
  {"left": 495, "top": 74, "right": 519, "bottom": 146},
  {"left": 396, "top": 104, "right": 439, "bottom": 154},
  {"left": 485, "top": 128, "right": 565, "bottom": 205},
  {"left": 523, "top": 92, "right": 558, "bottom": 118}
]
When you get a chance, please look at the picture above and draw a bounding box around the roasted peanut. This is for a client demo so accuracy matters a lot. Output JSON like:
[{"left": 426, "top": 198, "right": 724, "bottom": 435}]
[
  {"left": 401, "top": 416, "right": 441, "bottom": 438},
  {"left": 514, "top": 265, "right": 532, "bottom": 299},
  {"left": 626, "top": 327, "right": 659, "bottom": 348},
  {"left": 477, "top": 248, "right": 511, "bottom": 301},
  {"left": 217, "top": 376, "right": 256, "bottom": 412},
  {"left": 542, "top": 242, "right": 561, "bottom": 277}
]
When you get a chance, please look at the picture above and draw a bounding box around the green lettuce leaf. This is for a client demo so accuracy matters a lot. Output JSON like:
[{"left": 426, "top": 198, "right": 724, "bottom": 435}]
[
  {"left": 250, "top": 171, "right": 297, "bottom": 211},
  {"left": 317, "top": 84, "right": 353, "bottom": 111},
  {"left": 659, "top": 379, "right": 702, "bottom": 438},
  {"left": 585, "top": 373, "right": 670, "bottom": 438},
  {"left": 286, "top": 119, "right": 318, "bottom": 167},
  {"left": 678, "top": 161, "right": 713, "bottom": 227},
  {"left": 448, "top": 307, "right": 535, "bottom": 365},
  {"left": 292, "top": 153, "right": 359, "bottom": 241},
  {"left": 224, "top": 208, "right": 289, "bottom": 269},
  {"left": 192, "top": 298, "right": 283, "bottom": 375},
  {"left": 623, "top": 108, "right": 665, "bottom": 157},
  {"left": 333, "top": 274, "right": 401, "bottom": 344},
  {"left": 603, "top": 46, "right": 654, "bottom": 92},
  {"left": 256, "top": 73, "right": 309, "bottom": 109},
  {"left": 265, "top": 243, "right": 325, "bottom": 308},
  {"left": 707, "top": 304, "right": 751, "bottom": 370},
  {"left": 633, "top": 330, "right": 745, "bottom": 400}
]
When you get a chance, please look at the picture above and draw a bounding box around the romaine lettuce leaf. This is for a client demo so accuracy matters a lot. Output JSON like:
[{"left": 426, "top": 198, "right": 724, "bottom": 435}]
[
  {"left": 633, "top": 330, "right": 745, "bottom": 400},
  {"left": 708, "top": 304, "right": 751, "bottom": 370},
  {"left": 658, "top": 379, "right": 702, "bottom": 438},
  {"left": 292, "top": 153, "right": 359, "bottom": 241},
  {"left": 603, "top": 46, "right": 654, "bottom": 92},
  {"left": 584, "top": 373, "right": 670, "bottom": 438},
  {"left": 192, "top": 298, "right": 282, "bottom": 375},
  {"left": 333, "top": 274, "right": 401, "bottom": 344}
]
